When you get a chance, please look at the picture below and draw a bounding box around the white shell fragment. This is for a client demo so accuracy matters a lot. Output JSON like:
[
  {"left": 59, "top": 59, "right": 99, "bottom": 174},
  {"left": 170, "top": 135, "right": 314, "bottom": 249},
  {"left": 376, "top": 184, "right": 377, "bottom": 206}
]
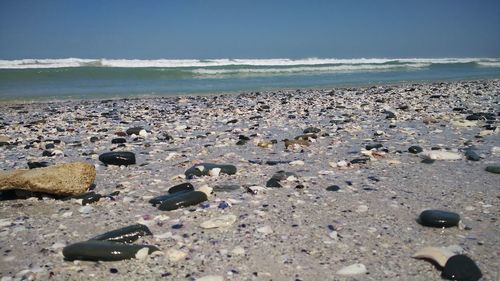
[
  {"left": 200, "top": 214, "right": 237, "bottom": 229},
  {"left": 135, "top": 247, "right": 150, "bottom": 260},
  {"left": 420, "top": 150, "right": 462, "bottom": 160},
  {"left": 336, "top": 263, "right": 367, "bottom": 275},
  {"left": 208, "top": 167, "right": 221, "bottom": 177},
  {"left": 412, "top": 246, "right": 454, "bottom": 267},
  {"left": 256, "top": 225, "right": 273, "bottom": 235},
  {"left": 198, "top": 185, "right": 213, "bottom": 197}
]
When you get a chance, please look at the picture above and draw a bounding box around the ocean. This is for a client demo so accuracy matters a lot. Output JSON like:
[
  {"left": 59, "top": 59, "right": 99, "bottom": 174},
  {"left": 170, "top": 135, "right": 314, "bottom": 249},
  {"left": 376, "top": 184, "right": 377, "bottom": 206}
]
[{"left": 1, "top": 57, "right": 500, "bottom": 101}]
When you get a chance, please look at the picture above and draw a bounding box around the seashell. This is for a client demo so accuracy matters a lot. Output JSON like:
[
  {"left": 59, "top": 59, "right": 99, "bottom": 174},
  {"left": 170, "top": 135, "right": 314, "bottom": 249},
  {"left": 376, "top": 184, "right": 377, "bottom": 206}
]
[{"left": 412, "top": 246, "right": 454, "bottom": 267}]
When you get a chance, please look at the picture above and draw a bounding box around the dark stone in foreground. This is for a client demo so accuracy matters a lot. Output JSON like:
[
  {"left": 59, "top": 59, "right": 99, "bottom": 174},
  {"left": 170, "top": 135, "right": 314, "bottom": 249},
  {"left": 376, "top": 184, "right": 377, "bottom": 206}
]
[
  {"left": 408, "top": 146, "right": 423, "bottom": 154},
  {"left": 27, "top": 161, "right": 49, "bottom": 169},
  {"left": 464, "top": 148, "right": 481, "bottom": 161},
  {"left": 184, "top": 163, "right": 237, "bottom": 179},
  {"left": 63, "top": 240, "right": 159, "bottom": 261},
  {"left": 441, "top": 255, "right": 482, "bottom": 281},
  {"left": 418, "top": 209, "right": 460, "bottom": 228},
  {"left": 99, "top": 151, "right": 136, "bottom": 166},
  {"left": 485, "top": 165, "right": 500, "bottom": 174},
  {"left": 158, "top": 191, "right": 208, "bottom": 211},
  {"left": 90, "top": 224, "right": 153, "bottom": 243},
  {"left": 168, "top": 182, "right": 194, "bottom": 194}
]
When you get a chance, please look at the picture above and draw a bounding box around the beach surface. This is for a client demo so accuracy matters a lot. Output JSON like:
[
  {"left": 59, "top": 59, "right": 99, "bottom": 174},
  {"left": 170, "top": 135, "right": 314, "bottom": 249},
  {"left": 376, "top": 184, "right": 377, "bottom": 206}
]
[{"left": 0, "top": 79, "right": 499, "bottom": 281}]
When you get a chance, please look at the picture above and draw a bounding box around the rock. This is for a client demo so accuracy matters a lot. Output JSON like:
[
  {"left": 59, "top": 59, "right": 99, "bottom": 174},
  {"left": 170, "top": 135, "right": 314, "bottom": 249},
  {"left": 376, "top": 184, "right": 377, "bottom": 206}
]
[
  {"left": 27, "top": 161, "right": 49, "bottom": 169},
  {"left": 126, "top": 127, "right": 144, "bottom": 135},
  {"left": 184, "top": 163, "right": 237, "bottom": 179},
  {"left": 90, "top": 224, "right": 153, "bottom": 243},
  {"left": 200, "top": 214, "right": 237, "bottom": 229},
  {"left": 365, "top": 143, "right": 383, "bottom": 150},
  {"left": 466, "top": 112, "right": 495, "bottom": 121},
  {"left": 441, "top": 255, "right": 482, "bottom": 281},
  {"left": 350, "top": 157, "right": 370, "bottom": 164},
  {"left": 62, "top": 192, "right": 102, "bottom": 205},
  {"left": 326, "top": 185, "right": 340, "bottom": 192},
  {"left": 303, "top": 127, "right": 321, "bottom": 134},
  {"left": 149, "top": 189, "right": 195, "bottom": 206},
  {"left": 420, "top": 150, "right": 461, "bottom": 161},
  {"left": 266, "top": 171, "right": 298, "bottom": 187},
  {"left": 464, "top": 148, "right": 481, "bottom": 161},
  {"left": 408, "top": 146, "right": 423, "bottom": 154},
  {"left": 256, "top": 225, "right": 273, "bottom": 234},
  {"left": 0, "top": 162, "right": 96, "bottom": 196},
  {"left": 62, "top": 240, "right": 159, "bottom": 261},
  {"left": 111, "top": 138, "right": 126, "bottom": 144},
  {"left": 485, "top": 165, "right": 500, "bottom": 174},
  {"left": 336, "top": 263, "right": 367, "bottom": 275},
  {"left": 418, "top": 209, "right": 460, "bottom": 228},
  {"left": 158, "top": 191, "right": 208, "bottom": 211},
  {"left": 168, "top": 182, "right": 194, "bottom": 194},
  {"left": 98, "top": 151, "right": 136, "bottom": 166}
]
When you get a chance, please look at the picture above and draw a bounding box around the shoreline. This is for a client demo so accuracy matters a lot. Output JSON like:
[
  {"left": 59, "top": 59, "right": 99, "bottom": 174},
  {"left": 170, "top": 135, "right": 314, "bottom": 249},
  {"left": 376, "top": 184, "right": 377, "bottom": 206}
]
[
  {"left": 0, "top": 78, "right": 499, "bottom": 280},
  {"left": 1, "top": 76, "right": 499, "bottom": 105}
]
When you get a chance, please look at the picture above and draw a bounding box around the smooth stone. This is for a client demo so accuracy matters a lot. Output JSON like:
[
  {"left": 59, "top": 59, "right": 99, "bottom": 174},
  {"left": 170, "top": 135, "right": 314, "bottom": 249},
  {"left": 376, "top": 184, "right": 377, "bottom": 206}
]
[
  {"left": 326, "top": 185, "right": 340, "bottom": 192},
  {"left": 442, "top": 255, "right": 482, "bottom": 281},
  {"left": 365, "top": 143, "right": 383, "bottom": 150},
  {"left": 408, "top": 146, "right": 423, "bottom": 154},
  {"left": 419, "top": 209, "right": 460, "bottom": 228},
  {"left": 62, "top": 240, "right": 159, "bottom": 261},
  {"left": 420, "top": 150, "right": 461, "bottom": 161},
  {"left": 90, "top": 224, "right": 153, "bottom": 243},
  {"left": 149, "top": 189, "right": 193, "bottom": 206},
  {"left": 126, "top": 127, "right": 144, "bottom": 135},
  {"left": 464, "top": 149, "right": 481, "bottom": 161},
  {"left": 158, "top": 191, "right": 208, "bottom": 211},
  {"left": 336, "top": 263, "right": 367, "bottom": 275},
  {"left": 466, "top": 112, "right": 495, "bottom": 121},
  {"left": 200, "top": 214, "right": 237, "bottom": 229},
  {"left": 266, "top": 171, "right": 298, "bottom": 188},
  {"left": 27, "top": 161, "right": 49, "bottom": 169},
  {"left": 485, "top": 165, "right": 500, "bottom": 174},
  {"left": 303, "top": 127, "right": 321, "bottom": 134},
  {"left": 197, "top": 275, "right": 224, "bottom": 281},
  {"left": 350, "top": 157, "right": 370, "bottom": 164},
  {"left": 0, "top": 162, "right": 96, "bottom": 196},
  {"left": 184, "top": 163, "right": 236, "bottom": 179},
  {"left": 168, "top": 182, "right": 194, "bottom": 194},
  {"left": 111, "top": 138, "right": 126, "bottom": 144},
  {"left": 99, "top": 151, "right": 136, "bottom": 166},
  {"left": 62, "top": 192, "right": 102, "bottom": 205}
]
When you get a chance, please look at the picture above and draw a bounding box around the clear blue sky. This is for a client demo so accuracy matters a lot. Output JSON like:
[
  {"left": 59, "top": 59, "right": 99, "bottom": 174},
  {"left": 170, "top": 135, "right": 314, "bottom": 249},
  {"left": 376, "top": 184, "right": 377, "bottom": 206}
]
[{"left": 1, "top": 0, "right": 499, "bottom": 59}]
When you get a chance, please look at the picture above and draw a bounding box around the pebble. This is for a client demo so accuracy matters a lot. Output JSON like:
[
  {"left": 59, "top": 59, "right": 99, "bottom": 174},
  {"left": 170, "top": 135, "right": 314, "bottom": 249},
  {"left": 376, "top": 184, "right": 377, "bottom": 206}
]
[
  {"left": 326, "top": 185, "right": 340, "bottom": 192},
  {"left": 256, "top": 225, "right": 273, "bottom": 235},
  {"left": 200, "top": 214, "right": 237, "bottom": 229},
  {"left": 168, "top": 182, "right": 194, "bottom": 194},
  {"left": 464, "top": 148, "right": 481, "bottom": 161},
  {"left": 185, "top": 163, "right": 237, "bottom": 179},
  {"left": 336, "top": 263, "right": 367, "bottom": 275},
  {"left": 196, "top": 275, "right": 224, "bottom": 281},
  {"left": 158, "top": 191, "right": 208, "bottom": 211},
  {"left": 90, "top": 224, "right": 152, "bottom": 243},
  {"left": 485, "top": 165, "right": 500, "bottom": 174},
  {"left": 420, "top": 150, "right": 462, "bottom": 161},
  {"left": 418, "top": 209, "right": 460, "bottom": 228},
  {"left": 63, "top": 240, "right": 159, "bottom": 261},
  {"left": 98, "top": 151, "right": 136, "bottom": 166},
  {"left": 408, "top": 145, "right": 423, "bottom": 154},
  {"left": 442, "top": 254, "right": 482, "bottom": 281},
  {"left": 166, "top": 248, "right": 187, "bottom": 262},
  {"left": 78, "top": 205, "right": 93, "bottom": 214}
]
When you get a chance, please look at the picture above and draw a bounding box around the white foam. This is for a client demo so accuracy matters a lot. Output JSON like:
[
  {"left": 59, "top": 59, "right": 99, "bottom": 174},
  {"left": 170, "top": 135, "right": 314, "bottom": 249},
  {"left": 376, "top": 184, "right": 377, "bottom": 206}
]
[{"left": 0, "top": 57, "right": 498, "bottom": 69}]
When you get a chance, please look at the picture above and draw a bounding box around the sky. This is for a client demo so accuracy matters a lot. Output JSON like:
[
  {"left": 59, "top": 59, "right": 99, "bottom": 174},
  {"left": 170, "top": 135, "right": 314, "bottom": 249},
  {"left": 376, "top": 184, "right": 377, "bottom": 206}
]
[{"left": 0, "top": 0, "right": 500, "bottom": 59}]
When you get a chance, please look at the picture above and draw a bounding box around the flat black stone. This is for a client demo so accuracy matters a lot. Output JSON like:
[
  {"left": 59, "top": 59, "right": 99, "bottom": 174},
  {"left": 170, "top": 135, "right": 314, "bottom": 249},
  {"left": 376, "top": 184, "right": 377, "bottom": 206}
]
[
  {"left": 42, "top": 150, "right": 55, "bottom": 157},
  {"left": 441, "top": 255, "right": 482, "bottom": 281},
  {"left": 111, "top": 138, "right": 127, "bottom": 144},
  {"left": 408, "top": 146, "right": 423, "bottom": 154},
  {"left": 90, "top": 224, "right": 153, "bottom": 243},
  {"left": 464, "top": 149, "right": 481, "bottom": 161},
  {"left": 184, "top": 163, "right": 237, "bottom": 179},
  {"left": 158, "top": 191, "right": 208, "bottom": 211},
  {"left": 149, "top": 190, "right": 193, "bottom": 206},
  {"left": 168, "top": 182, "right": 194, "bottom": 194},
  {"left": 326, "top": 185, "right": 340, "bottom": 192},
  {"left": 350, "top": 157, "right": 370, "bottom": 164},
  {"left": 63, "top": 240, "right": 159, "bottom": 261},
  {"left": 418, "top": 209, "right": 460, "bottom": 228},
  {"left": 365, "top": 143, "right": 383, "bottom": 150},
  {"left": 303, "top": 127, "right": 321, "bottom": 134},
  {"left": 485, "top": 165, "right": 500, "bottom": 174},
  {"left": 27, "top": 161, "right": 49, "bottom": 169},
  {"left": 99, "top": 151, "right": 136, "bottom": 166}
]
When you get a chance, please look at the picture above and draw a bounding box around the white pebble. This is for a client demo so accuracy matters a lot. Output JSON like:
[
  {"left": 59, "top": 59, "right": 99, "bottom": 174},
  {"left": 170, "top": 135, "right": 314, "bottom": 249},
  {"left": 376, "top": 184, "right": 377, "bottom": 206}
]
[
  {"left": 420, "top": 150, "right": 461, "bottom": 160},
  {"left": 208, "top": 168, "right": 221, "bottom": 177},
  {"left": 135, "top": 247, "right": 150, "bottom": 260},
  {"left": 289, "top": 160, "right": 304, "bottom": 166},
  {"left": 356, "top": 205, "right": 368, "bottom": 213},
  {"left": 256, "top": 225, "right": 273, "bottom": 235},
  {"left": 200, "top": 214, "right": 237, "bottom": 229},
  {"left": 166, "top": 248, "right": 187, "bottom": 262},
  {"left": 336, "top": 263, "right": 367, "bottom": 275},
  {"left": 197, "top": 275, "right": 224, "bottom": 281}
]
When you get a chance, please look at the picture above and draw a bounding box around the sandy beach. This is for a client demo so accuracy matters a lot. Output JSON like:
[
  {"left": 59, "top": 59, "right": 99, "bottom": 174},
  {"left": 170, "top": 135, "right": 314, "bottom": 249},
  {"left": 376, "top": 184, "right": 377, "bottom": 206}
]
[{"left": 0, "top": 79, "right": 499, "bottom": 281}]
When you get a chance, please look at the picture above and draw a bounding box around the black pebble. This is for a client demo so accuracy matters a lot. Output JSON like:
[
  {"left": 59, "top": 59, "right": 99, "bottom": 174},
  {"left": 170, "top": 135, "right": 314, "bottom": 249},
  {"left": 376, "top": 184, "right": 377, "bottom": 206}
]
[
  {"left": 168, "top": 182, "right": 194, "bottom": 194},
  {"left": 408, "top": 146, "right": 423, "bottom": 154},
  {"left": 418, "top": 209, "right": 460, "bottom": 228},
  {"left": 99, "top": 151, "right": 136, "bottom": 166},
  {"left": 110, "top": 268, "right": 118, "bottom": 274},
  {"left": 326, "top": 185, "right": 340, "bottom": 192},
  {"left": 111, "top": 138, "right": 127, "bottom": 144},
  {"left": 441, "top": 255, "right": 482, "bottom": 281}
]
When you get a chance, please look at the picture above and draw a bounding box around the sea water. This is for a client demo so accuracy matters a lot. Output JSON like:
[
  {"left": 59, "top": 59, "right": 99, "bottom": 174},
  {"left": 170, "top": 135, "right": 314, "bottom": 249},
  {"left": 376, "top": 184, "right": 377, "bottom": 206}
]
[{"left": 1, "top": 58, "right": 500, "bottom": 101}]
